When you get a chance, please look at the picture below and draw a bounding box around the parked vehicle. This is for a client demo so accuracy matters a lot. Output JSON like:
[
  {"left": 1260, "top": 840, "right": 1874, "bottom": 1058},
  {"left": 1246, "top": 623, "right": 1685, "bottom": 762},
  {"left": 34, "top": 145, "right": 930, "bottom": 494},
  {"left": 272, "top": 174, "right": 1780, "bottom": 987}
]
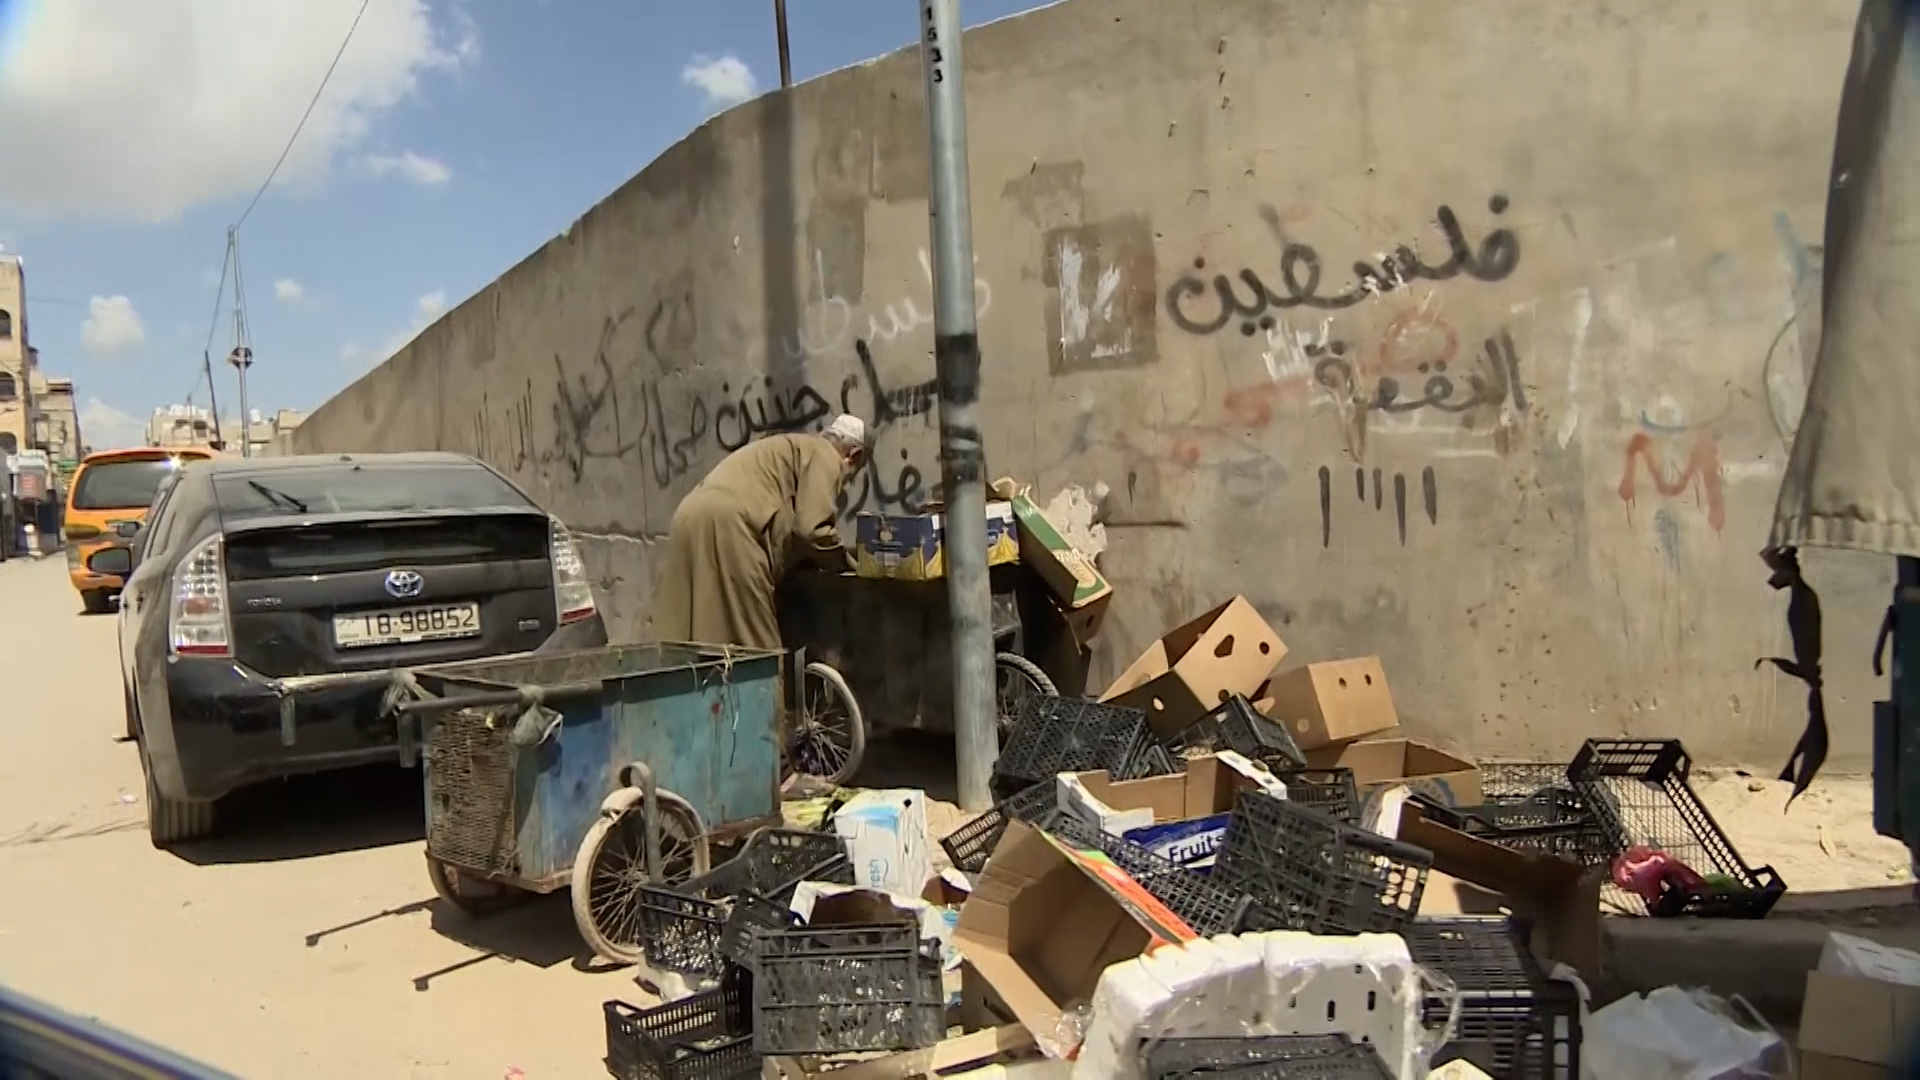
[
  {"left": 114, "top": 451, "right": 609, "bottom": 847},
  {"left": 65, "top": 447, "right": 216, "bottom": 613}
]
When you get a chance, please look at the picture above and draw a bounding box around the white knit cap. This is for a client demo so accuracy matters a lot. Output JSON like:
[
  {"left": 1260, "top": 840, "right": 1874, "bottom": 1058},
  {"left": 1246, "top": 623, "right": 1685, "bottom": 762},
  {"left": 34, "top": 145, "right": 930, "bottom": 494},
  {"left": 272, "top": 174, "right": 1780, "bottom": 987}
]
[{"left": 824, "top": 414, "right": 869, "bottom": 448}]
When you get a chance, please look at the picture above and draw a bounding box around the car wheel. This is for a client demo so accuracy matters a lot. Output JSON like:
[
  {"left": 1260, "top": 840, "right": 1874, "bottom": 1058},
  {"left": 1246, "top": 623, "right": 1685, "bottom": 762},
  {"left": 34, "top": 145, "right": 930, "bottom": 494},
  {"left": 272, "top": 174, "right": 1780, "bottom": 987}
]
[
  {"left": 81, "top": 590, "right": 113, "bottom": 615},
  {"left": 141, "top": 749, "right": 216, "bottom": 847}
]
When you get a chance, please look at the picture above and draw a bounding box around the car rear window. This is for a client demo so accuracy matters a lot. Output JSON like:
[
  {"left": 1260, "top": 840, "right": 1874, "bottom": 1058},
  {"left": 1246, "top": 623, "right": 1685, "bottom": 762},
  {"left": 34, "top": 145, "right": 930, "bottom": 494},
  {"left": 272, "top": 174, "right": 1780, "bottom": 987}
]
[
  {"left": 70, "top": 458, "right": 184, "bottom": 511},
  {"left": 212, "top": 464, "right": 533, "bottom": 520}
]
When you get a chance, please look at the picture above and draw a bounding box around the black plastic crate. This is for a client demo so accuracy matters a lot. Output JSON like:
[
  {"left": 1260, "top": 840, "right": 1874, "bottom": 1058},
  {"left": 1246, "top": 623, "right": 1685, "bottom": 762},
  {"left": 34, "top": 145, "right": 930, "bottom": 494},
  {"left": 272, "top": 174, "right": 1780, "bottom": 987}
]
[
  {"left": 1214, "top": 694, "right": 1308, "bottom": 769},
  {"left": 1569, "top": 739, "right": 1786, "bottom": 918},
  {"left": 716, "top": 889, "right": 803, "bottom": 972},
  {"left": 637, "top": 885, "right": 732, "bottom": 980},
  {"left": 1220, "top": 791, "right": 1431, "bottom": 936},
  {"left": 1405, "top": 917, "right": 1581, "bottom": 1080},
  {"left": 991, "top": 694, "right": 1151, "bottom": 795},
  {"left": 1415, "top": 788, "right": 1610, "bottom": 868},
  {"left": 1274, "top": 768, "right": 1360, "bottom": 823},
  {"left": 1046, "top": 815, "right": 1253, "bottom": 937},
  {"left": 940, "top": 780, "right": 1060, "bottom": 873},
  {"left": 604, "top": 976, "right": 758, "bottom": 1080},
  {"left": 1126, "top": 741, "right": 1180, "bottom": 779},
  {"left": 1142, "top": 1034, "right": 1391, "bottom": 1079},
  {"left": 1478, "top": 762, "right": 1579, "bottom": 802},
  {"left": 749, "top": 922, "right": 946, "bottom": 1055},
  {"left": 731, "top": 829, "right": 854, "bottom": 896}
]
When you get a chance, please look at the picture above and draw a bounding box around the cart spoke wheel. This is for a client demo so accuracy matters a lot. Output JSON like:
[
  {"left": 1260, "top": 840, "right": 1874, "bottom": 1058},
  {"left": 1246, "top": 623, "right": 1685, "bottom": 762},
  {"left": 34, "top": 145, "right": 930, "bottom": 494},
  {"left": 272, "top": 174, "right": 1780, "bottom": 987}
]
[
  {"left": 993, "top": 653, "right": 1056, "bottom": 739},
  {"left": 569, "top": 791, "right": 710, "bottom": 966},
  {"left": 783, "top": 661, "right": 866, "bottom": 790},
  {"left": 426, "top": 856, "right": 528, "bottom": 918}
]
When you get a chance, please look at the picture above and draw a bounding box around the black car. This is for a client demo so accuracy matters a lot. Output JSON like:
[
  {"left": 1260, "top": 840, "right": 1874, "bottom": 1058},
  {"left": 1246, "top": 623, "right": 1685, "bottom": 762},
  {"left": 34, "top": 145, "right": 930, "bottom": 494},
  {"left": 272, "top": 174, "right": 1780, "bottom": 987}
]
[{"left": 113, "top": 451, "right": 609, "bottom": 847}]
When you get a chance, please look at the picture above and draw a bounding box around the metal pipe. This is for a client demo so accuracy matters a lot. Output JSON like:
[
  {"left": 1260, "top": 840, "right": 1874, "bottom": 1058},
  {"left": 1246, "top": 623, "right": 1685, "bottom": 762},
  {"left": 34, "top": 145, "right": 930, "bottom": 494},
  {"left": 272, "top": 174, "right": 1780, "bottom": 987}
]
[
  {"left": 916, "top": 0, "right": 996, "bottom": 811},
  {"left": 774, "top": 0, "right": 793, "bottom": 90}
]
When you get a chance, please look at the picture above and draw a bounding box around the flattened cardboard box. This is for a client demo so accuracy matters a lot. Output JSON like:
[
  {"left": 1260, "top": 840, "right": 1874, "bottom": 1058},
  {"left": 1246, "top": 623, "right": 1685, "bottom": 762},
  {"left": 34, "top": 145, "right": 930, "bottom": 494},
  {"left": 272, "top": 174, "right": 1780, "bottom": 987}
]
[
  {"left": 1099, "top": 596, "right": 1288, "bottom": 737},
  {"left": 999, "top": 487, "right": 1112, "bottom": 643},
  {"left": 1259, "top": 656, "right": 1399, "bottom": 750},
  {"left": 952, "top": 820, "right": 1198, "bottom": 1058}
]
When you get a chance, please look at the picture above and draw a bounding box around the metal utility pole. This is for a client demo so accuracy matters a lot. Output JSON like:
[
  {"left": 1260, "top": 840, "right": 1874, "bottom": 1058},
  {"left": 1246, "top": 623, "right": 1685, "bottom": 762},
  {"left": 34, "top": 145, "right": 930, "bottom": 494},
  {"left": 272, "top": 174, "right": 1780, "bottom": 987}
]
[
  {"left": 774, "top": 0, "right": 793, "bottom": 89},
  {"left": 226, "top": 228, "right": 255, "bottom": 457},
  {"left": 916, "top": 0, "right": 996, "bottom": 810}
]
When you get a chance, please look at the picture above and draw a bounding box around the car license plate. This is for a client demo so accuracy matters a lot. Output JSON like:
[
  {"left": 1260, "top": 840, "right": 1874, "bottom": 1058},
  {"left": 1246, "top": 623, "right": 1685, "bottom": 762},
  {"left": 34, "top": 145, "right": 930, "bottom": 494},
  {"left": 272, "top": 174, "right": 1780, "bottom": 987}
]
[{"left": 333, "top": 603, "right": 481, "bottom": 649}]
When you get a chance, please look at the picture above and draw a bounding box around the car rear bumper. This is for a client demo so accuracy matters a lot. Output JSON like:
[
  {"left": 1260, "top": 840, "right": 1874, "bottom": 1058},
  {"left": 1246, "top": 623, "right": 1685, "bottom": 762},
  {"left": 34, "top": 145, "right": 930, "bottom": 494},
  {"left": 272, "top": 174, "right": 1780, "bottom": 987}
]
[{"left": 153, "top": 614, "right": 609, "bottom": 802}]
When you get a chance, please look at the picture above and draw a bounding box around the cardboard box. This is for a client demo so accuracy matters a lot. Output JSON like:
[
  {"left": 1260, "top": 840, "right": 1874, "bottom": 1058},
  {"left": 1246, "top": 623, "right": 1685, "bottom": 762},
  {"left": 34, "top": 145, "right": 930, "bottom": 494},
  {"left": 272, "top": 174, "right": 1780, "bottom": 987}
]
[
  {"left": 1799, "top": 933, "right": 1920, "bottom": 1077},
  {"left": 1399, "top": 804, "right": 1603, "bottom": 978},
  {"left": 1002, "top": 490, "right": 1112, "bottom": 642},
  {"left": 1100, "top": 596, "right": 1289, "bottom": 737},
  {"left": 832, "top": 788, "right": 934, "bottom": 898},
  {"left": 852, "top": 501, "right": 1019, "bottom": 581},
  {"left": 952, "top": 820, "right": 1198, "bottom": 1057},
  {"left": 1260, "top": 657, "right": 1399, "bottom": 750},
  {"left": 1306, "top": 737, "right": 1483, "bottom": 809},
  {"left": 1059, "top": 752, "right": 1289, "bottom": 870}
]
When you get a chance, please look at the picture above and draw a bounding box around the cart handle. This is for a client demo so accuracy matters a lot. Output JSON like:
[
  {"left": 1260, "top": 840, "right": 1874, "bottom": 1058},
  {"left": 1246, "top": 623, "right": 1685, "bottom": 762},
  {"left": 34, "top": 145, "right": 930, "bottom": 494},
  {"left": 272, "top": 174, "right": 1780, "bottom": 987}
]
[{"left": 389, "top": 680, "right": 603, "bottom": 717}]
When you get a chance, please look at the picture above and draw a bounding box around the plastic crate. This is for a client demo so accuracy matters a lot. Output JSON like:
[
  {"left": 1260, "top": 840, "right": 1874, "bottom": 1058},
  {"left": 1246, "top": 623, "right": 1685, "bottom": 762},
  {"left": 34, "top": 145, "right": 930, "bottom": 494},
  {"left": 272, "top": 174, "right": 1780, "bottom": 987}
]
[
  {"left": 1047, "top": 815, "right": 1253, "bottom": 937},
  {"left": 604, "top": 977, "right": 758, "bottom": 1080},
  {"left": 940, "top": 780, "right": 1060, "bottom": 873},
  {"left": 637, "top": 886, "right": 732, "bottom": 980},
  {"left": 1126, "top": 741, "right": 1180, "bottom": 779},
  {"left": 749, "top": 922, "right": 946, "bottom": 1055},
  {"left": 1478, "top": 762, "right": 1579, "bottom": 801},
  {"left": 1274, "top": 767, "right": 1360, "bottom": 823},
  {"left": 991, "top": 694, "right": 1150, "bottom": 796},
  {"left": 1220, "top": 791, "right": 1431, "bottom": 936},
  {"left": 1214, "top": 694, "right": 1308, "bottom": 769},
  {"left": 1404, "top": 917, "right": 1581, "bottom": 1080},
  {"left": 1569, "top": 739, "right": 1786, "bottom": 918},
  {"left": 1415, "top": 788, "right": 1609, "bottom": 868},
  {"left": 1142, "top": 1034, "right": 1391, "bottom": 1079},
  {"left": 716, "top": 890, "right": 803, "bottom": 972},
  {"left": 731, "top": 829, "right": 854, "bottom": 896}
]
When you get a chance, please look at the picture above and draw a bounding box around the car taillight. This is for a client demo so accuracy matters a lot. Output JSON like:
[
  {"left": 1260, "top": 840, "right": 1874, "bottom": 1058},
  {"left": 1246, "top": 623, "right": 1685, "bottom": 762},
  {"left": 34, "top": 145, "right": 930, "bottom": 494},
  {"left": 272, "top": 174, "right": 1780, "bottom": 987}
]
[
  {"left": 169, "top": 535, "right": 232, "bottom": 658},
  {"left": 550, "top": 519, "right": 596, "bottom": 625}
]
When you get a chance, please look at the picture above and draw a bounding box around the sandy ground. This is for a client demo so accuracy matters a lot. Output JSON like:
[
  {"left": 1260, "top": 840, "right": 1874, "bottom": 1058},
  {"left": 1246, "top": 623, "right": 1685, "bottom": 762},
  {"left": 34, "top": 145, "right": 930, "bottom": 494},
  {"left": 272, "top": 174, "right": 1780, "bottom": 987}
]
[{"left": 0, "top": 549, "right": 1910, "bottom": 1077}]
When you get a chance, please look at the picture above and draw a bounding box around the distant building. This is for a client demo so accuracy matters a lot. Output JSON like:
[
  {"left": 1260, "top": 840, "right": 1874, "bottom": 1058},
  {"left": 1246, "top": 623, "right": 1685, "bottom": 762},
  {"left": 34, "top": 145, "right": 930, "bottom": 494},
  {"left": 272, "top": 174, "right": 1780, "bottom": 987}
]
[
  {"left": 0, "top": 255, "right": 29, "bottom": 458},
  {"left": 145, "top": 404, "right": 306, "bottom": 457}
]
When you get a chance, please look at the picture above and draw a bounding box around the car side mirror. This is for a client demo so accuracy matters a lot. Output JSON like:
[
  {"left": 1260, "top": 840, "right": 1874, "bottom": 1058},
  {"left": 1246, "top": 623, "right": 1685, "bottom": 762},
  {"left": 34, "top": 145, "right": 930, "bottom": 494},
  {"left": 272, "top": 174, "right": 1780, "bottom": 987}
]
[
  {"left": 89, "top": 547, "right": 132, "bottom": 576},
  {"left": 114, "top": 521, "right": 142, "bottom": 540}
]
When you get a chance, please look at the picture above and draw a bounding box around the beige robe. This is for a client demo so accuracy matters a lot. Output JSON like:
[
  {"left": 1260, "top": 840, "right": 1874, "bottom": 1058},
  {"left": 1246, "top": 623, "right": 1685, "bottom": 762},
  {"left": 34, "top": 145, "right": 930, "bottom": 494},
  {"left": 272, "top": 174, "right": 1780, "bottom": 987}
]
[{"left": 653, "top": 433, "right": 849, "bottom": 650}]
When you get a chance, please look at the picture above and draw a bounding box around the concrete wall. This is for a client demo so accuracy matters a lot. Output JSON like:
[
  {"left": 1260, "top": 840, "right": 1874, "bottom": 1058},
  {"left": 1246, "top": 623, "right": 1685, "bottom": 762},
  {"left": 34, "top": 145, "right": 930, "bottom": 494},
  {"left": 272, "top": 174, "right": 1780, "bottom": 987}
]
[{"left": 293, "top": 0, "right": 1881, "bottom": 766}]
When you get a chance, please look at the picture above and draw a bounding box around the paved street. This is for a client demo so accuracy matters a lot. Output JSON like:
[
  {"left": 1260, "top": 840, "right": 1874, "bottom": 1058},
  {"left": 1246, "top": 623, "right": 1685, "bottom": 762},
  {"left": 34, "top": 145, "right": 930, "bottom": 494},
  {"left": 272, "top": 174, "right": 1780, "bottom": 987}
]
[{"left": 0, "top": 556, "right": 630, "bottom": 1077}]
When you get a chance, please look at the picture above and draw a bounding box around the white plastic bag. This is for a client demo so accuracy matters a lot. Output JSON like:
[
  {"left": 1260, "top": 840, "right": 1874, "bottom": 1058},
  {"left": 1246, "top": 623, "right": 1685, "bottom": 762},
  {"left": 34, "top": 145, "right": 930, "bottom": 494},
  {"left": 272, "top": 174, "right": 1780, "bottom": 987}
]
[{"left": 1583, "top": 986, "right": 1791, "bottom": 1079}]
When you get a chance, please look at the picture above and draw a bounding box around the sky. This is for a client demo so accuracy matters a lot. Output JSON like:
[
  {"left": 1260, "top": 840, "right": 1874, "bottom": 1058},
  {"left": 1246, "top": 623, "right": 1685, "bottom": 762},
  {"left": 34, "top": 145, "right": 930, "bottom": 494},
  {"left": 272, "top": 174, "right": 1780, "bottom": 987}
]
[{"left": 0, "top": 0, "right": 1051, "bottom": 451}]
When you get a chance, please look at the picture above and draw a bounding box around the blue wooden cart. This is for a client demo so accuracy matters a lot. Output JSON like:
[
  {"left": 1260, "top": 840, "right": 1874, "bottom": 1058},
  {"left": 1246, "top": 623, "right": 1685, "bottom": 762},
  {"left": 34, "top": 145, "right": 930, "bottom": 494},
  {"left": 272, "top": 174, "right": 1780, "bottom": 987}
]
[{"left": 387, "top": 642, "right": 788, "bottom": 964}]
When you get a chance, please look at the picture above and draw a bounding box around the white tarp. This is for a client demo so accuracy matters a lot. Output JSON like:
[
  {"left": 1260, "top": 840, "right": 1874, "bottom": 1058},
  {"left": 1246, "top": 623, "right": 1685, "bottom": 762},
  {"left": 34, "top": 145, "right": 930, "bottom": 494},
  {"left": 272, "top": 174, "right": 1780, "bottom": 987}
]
[{"left": 1770, "top": 0, "right": 1920, "bottom": 556}]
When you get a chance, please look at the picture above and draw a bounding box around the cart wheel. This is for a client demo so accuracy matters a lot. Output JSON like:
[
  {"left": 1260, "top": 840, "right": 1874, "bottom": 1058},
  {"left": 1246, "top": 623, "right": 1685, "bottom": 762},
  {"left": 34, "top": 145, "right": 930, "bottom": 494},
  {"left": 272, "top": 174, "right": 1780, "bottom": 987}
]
[
  {"left": 993, "top": 652, "right": 1056, "bottom": 739},
  {"left": 570, "top": 788, "right": 711, "bottom": 966},
  {"left": 426, "top": 855, "right": 528, "bottom": 918},
  {"left": 783, "top": 660, "right": 866, "bottom": 791}
]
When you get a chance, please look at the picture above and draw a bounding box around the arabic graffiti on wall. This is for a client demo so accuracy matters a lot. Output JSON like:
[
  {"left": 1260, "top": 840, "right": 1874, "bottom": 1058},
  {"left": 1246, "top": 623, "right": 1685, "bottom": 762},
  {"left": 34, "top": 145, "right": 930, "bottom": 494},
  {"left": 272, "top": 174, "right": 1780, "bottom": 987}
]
[
  {"left": 1317, "top": 464, "right": 1440, "bottom": 547},
  {"left": 1163, "top": 196, "right": 1521, "bottom": 336}
]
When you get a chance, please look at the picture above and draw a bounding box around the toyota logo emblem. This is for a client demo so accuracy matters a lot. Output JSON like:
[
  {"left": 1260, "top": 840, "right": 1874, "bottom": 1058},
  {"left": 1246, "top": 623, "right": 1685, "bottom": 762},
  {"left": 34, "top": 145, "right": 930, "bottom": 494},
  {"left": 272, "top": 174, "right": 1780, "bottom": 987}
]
[{"left": 384, "top": 570, "right": 425, "bottom": 599}]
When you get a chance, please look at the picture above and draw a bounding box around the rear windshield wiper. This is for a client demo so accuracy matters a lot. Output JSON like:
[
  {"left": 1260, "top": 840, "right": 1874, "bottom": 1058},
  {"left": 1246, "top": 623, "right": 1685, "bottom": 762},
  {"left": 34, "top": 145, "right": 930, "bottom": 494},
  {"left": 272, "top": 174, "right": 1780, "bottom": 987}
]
[{"left": 246, "top": 480, "right": 310, "bottom": 514}]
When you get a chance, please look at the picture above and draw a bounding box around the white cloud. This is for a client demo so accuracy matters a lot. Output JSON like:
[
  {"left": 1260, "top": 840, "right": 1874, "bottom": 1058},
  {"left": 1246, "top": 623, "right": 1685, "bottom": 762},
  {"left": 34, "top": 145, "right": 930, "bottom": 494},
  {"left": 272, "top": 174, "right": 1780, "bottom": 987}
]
[
  {"left": 80, "top": 296, "right": 147, "bottom": 356},
  {"left": 340, "top": 288, "right": 450, "bottom": 369},
  {"left": 0, "top": 1, "right": 481, "bottom": 223},
  {"left": 79, "top": 398, "right": 147, "bottom": 451},
  {"left": 273, "top": 278, "right": 307, "bottom": 304},
  {"left": 355, "top": 149, "right": 452, "bottom": 187},
  {"left": 681, "top": 54, "right": 757, "bottom": 110}
]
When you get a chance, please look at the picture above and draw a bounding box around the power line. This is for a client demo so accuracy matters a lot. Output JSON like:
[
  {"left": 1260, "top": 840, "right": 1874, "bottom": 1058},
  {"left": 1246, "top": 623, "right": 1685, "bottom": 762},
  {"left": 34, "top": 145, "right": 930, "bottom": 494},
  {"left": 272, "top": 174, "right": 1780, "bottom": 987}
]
[{"left": 233, "top": 0, "right": 373, "bottom": 230}]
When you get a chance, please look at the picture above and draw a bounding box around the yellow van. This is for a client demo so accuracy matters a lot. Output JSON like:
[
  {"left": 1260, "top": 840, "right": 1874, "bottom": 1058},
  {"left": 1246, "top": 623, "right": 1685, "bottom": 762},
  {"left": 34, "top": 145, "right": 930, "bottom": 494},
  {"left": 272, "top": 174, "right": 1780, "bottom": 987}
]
[{"left": 65, "top": 447, "right": 215, "bottom": 613}]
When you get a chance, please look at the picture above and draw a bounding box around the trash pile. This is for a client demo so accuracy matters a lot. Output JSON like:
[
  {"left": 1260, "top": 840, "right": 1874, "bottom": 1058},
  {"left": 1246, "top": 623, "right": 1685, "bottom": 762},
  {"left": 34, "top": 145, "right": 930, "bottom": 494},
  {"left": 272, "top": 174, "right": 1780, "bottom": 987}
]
[{"left": 603, "top": 596, "right": 1799, "bottom": 1080}]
